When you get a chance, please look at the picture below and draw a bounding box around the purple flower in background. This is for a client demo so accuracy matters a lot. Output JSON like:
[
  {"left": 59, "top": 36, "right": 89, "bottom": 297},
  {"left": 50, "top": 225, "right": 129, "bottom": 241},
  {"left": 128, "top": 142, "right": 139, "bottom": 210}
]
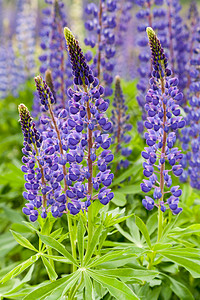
[
  {"left": 141, "top": 27, "right": 185, "bottom": 215},
  {"left": 16, "top": 0, "right": 37, "bottom": 81},
  {"left": 111, "top": 75, "right": 132, "bottom": 169},
  {"left": 135, "top": 0, "right": 167, "bottom": 133},
  {"left": 84, "top": 0, "right": 117, "bottom": 96},
  {"left": 33, "top": 0, "right": 72, "bottom": 116},
  {"left": 180, "top": 25, "right": 200, "bottom": 189}
]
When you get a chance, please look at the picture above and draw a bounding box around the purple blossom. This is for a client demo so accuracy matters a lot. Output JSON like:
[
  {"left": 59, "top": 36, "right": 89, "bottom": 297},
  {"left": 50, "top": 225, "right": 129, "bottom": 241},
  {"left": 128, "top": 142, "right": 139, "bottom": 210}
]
[
  {"left": 141, "top": 27, "right": 184, "bottom": 215},
  {"left": 64, "top": 27, "right": 114, "bottom": 215},
  {"left": 84, "top": 0, "right": 117, "bottom": 96},
  {"left": 110, "top": 75, "right": 132, "bottom": 169},
  {"left": 135, "top": 0, "right": 167, "bottom": 133}
]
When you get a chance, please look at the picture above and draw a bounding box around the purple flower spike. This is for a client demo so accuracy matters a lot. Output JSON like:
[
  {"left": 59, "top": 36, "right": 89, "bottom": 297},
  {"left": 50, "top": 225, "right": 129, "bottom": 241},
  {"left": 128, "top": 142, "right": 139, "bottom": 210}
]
[
  {"left": 141, "top": 28, "right": 184, "bottom": 215},
  {"left": 110, "top": 76, "right": 132, "bottom": 170}
]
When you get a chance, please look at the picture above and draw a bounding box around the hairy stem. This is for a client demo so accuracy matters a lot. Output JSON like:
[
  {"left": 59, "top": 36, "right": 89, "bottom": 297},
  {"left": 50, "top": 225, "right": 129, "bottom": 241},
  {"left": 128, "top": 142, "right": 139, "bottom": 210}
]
[
  {"left": 48, "top": 103, "right": 68, "bottom": 193},
  {"left": 68, "top": 215, "right": 77, "bottom": 272},
  {"left": 157, "top": 77, "right": 166, "bottom": 242}
]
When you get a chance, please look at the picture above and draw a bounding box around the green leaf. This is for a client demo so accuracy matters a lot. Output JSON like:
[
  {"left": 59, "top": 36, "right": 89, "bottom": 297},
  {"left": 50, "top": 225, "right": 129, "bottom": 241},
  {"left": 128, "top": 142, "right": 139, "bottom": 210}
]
[
  {"left": 0, "top": 254, "right": 40, "bottom": 284},
  {"left": 38, "top": 233, "right": 78, "bottom": 266},
  {"left": 43, "top": 254, "right": 73, "bottom": 264},
  {"left": 111, "top": 163, "right": 142, "bottom": 187},
  {"left": 50, "top": 228, "right": 63, "bottom": 239},
  {"left": 87, "top": 269, "right": 139, "bottom": 300},
  {"left": 159, "top": 248, "right": 200, "bottom": 278},
  {"left": 112, "top": 192, "right": 127, "bottom": 206},
  {"left": 41, "top": 256, "right": 58, "bottom": 281},
  {"left": 23, "top": 221, "right": 39, "bottom": 233},
  {"left": 1, "top": 265, "right": 35, "bottom": 297},
  {"left": 77, "top": 216, "right": 85, "bottom": 265},
  {"left": 135, "top": 216, "right": 151, "bottom": 249},
  {"left": 113, "top": 184, "right": 141, "bottom": 195},
  {"left": 162, "top": 273, "right": 194, "bottom": 300},
  {"left": 96, "top": 268, "right": 159, "bottom": 283},
  {"left": 168, "top": 224, "right": 200, "bottom": 237},
  {"left": 84, "top": 271, "right": 94, "bottom": 300},
  {"left": 10, "top": 230, "right": 38, "bottom": 252},
  {"left": 23, "top": 271, "right": 81, "bottom": 300},
  {"left": 87, "top": 250, "right": 128, "bottom": 268},
  {"left": 84, "top": 224, "right": 103, "bottom": 266},
  {"left": 47, "top": 270, "right": 81, "bottom": 299}
]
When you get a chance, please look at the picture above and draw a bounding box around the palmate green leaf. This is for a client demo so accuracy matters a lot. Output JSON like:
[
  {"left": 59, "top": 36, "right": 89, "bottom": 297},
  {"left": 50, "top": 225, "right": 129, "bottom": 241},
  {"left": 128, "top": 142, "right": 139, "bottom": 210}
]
[
  {"left": 23, "top": 221, "right": 39, "bottom": 233},
  {"left": 1, "top": 265, "right": 35, "bottom": 298},
  {"left": 38, "top": 233, "right": 78, "bottom": 266},
  {"left": 159, "top": 248, "right": 200, "bottom": 278},
  {"left": 77, "top": 216, "right": 86, "bottom": 265},
  {"left": 43, "top": 254, "right": 73, "bottom": 264},
  {"left": 135, "top": 216, "right": 151, "bottom": 249},
  {"left": 87, "top": 249, "right": 128, "bottom": 268},
  {"left": 84, "top": 224, "right": 103, "bottom": 266},
  {"left": 168, "top": 224, "right": 200, "bottom": 237},
  {"left": 41, "top": 256, "right": 58, "bottom": 281},
  {"left": 10, "top": 230, "right": 38, "bottom": 252},
  {"left": 23, "top": 270, "right": 81, "bottom": 300},
  {"left": 50, "top": 228, "right": 63, "bottom": 239},
  {"left": 84, "top": 271, "right": 94, "bottom": 300},
  {"left": 162, "top": 274, "right": 194, "bottom": 300},
  {"left": 107, "top": 214, "right": 133, "bottom": 228},
  {"left": 96, "top": 268, "right": 159, "bottom": 283},
  {"left": 0, "top": 254, "right": 40, "bottom": 284},
  {"left": 87, "top": 269, "right": 140, "bottom": 300}
]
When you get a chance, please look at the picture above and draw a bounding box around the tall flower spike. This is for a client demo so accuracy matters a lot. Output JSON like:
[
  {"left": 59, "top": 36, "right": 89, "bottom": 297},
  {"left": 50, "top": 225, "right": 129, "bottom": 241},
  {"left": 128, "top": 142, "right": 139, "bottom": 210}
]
[
  {"left": 64, "top": 27, "right": 114, "bottom": 215},
  {"left": 111, "top": 75, "right": 132, "bottom": 169},
  {"left": 19, "top": 87, "right": 69, "bottom": 221},
  {"left": 141, "top": 27, "right": 185, "bottom": 215},
  {"left": 19, "top": 104, "right": 46, "bottom": 222}
]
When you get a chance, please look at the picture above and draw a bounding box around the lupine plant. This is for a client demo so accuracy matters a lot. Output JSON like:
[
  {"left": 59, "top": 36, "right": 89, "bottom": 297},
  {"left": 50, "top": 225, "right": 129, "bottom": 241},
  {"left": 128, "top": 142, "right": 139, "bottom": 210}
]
[
  {"left": 141, "top": 27, "right": 185, "bottom": 239},
  {"left": 2, "top": 1, "right": 200, "bottom": 300}
]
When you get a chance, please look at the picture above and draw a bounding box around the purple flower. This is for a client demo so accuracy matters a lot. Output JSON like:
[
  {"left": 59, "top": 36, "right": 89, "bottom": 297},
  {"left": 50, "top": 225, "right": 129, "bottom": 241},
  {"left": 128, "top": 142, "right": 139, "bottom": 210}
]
[
  {"left": 141, "top": 27, "right": 184, "bottom": 215},
  {"left": 110, "top": 76, "right": 132, "bottom": 169}
]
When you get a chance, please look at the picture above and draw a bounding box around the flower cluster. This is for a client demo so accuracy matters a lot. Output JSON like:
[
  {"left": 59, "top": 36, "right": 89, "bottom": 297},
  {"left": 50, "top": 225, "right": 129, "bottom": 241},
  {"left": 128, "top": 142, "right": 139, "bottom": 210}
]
[
  {"left": 84, "top": 0, "right": 117, "bottom": 96},
  {"left": 33, "top": 0, "right": 72, "bottom": 115},
  {"left": 180, "top": 25, "right": 200, "bottom": 189},
  {"left": 64, "top": 27, "right": 114, "bottom": 214},
  {"left": 19, "top": 27, "right": 114, "bottom": 221},
  {"left": 110, "top": 75, "right": 132, "bottom": 169},
  {"left": 135, "top": 0, "right": 167, "bottom": 133},
  {"left": 141, "top": 27, "right": 185, "bottom": 215}
]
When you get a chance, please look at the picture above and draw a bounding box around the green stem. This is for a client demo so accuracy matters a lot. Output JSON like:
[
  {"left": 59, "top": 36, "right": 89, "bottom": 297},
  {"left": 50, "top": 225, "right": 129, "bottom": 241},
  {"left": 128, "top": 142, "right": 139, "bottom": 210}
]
[
  {"left": 87, "top": 204, "right": 93, "bottom": 247},
  {"left": 68, "top": 215, "right": 77, "bottom": 273},
  {"left": 69, "top": 274, "right": 83, "bottom": 300},
  {"left": 157, "top": 208, "right": 163, "bottom": 242}
]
